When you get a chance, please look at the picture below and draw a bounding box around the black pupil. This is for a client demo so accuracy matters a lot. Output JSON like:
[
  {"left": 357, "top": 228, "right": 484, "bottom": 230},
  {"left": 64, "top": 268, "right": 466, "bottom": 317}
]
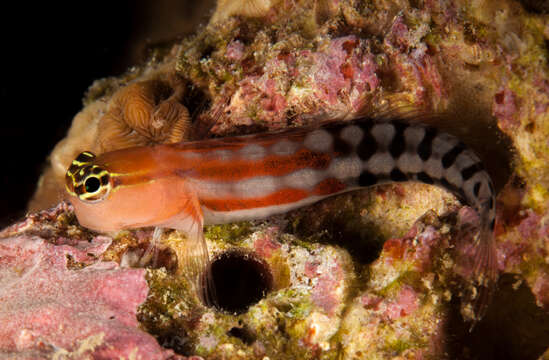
[{"left": 85, "top": 177, "right": 101, "bottom": 193}]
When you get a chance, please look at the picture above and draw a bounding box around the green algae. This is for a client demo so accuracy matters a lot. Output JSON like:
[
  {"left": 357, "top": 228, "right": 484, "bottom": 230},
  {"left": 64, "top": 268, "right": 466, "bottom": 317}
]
[
  {"left": 138, "top": 268, "right": 203, "bottom": 349},
  {"left": 385, "top": 338, "right": 413, "bottom": 355},
  {"left": 204, "top": 222, "right": 254, "bottom": 245},
  {"left": 376, "top": 271, "right": 424, "bottom": 297},
  {"left": 268, "top": 251, "right": 292, "bottom": 289}
]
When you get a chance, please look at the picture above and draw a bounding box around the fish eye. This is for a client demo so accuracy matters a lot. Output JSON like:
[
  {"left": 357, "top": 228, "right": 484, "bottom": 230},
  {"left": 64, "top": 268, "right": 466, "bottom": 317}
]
[
  {"left": 84, "top": 176, "right": 101, "bottom": 193},
  {"left": 76, "top": 170, "right": 112, "bottom": 203},
  {"left": 66, "top": 162, "right": 112, "bottom": 202},
  {"left": 65, "top": 152, "right": 112, "bottom": 203}
]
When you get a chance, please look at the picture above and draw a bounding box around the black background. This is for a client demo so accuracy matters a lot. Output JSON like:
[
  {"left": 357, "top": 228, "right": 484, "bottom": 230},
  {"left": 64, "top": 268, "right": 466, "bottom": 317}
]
[
  {"left": 0, "top": 1, "right": 213, "bottom": 227},
  {"left": 0, "top": 3, "right": 133, "bottom": 226}
]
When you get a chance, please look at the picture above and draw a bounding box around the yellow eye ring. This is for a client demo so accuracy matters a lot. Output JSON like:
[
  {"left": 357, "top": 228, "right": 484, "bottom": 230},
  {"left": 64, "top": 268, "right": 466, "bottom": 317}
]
[
  {"left": 77, "top": 169, "right": 112, "bottom": 203},
  {"left": 65, "top": 151, "right": 113, "bottom": 203}
]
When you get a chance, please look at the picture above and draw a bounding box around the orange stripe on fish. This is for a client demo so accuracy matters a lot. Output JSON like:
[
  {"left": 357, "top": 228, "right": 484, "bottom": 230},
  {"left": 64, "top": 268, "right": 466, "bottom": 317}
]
[{"left": 201, "top": 188, "right": 309, "bottom": 211}]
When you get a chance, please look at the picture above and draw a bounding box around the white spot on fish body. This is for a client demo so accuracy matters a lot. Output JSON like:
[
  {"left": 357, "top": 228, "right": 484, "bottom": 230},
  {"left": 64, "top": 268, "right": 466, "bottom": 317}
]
[
  {"left": 328, "top": 156, "right": 362, "bottom": 180},
  {"left": 366, "top": 152, "right": 394, "bottom": 174},
  {"left": 304, "top": 129, "right": 333, "bottom": 153},
  {"left": 396, "top": 153, "right": 423, "bottom": 173},
  {"left": 444, "top": 166, "right": 463, "bottom": 188},
  {"left": 271, "top": 139, "right": 299, "bottom": 156},
  {"left": 283, "top": 168, "right": 322, "bottom": 190},
  {"left": 455, "top": 150, "right": 479, "bottom": 171},
  {"left": 425, "top": 158, "right": 443, "bottom": 179},
  {"left": 340, "top": 125, "right": 363, "bottom": 147},
  {"left": 404, "top": 126, "right": 425, "bottom": 150},
  {"left": 431, "top": 134, "right": 459, "bottom": 159},
  {"left": 239, "top": 144, "right": 267, "bottom": 160},
  {"left": 464, "top": 171, "right": 490, "bottom": 201},
  {"left": 210, "top": 149, "right": 233, "bottom": 161},
  {"left": 233, "top": 176, "right": 278, "bottom": 197},
  {"left": 180, "top": 151, "right": 202, "bottom": 159},
  {"left": 371, "top": 123, "right": 395, "bottom": 149}
]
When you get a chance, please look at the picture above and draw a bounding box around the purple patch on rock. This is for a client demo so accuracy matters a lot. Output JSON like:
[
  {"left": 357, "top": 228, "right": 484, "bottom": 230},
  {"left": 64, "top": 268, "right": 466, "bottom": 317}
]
[
  {"left": 517, "top": 209, "right": 541, "bottom": 239},
  {"left": 0, "top": 236, "right": 180, "bottom": 359},
  {"left": 532, "top": 273, "right": 549, "bottom": 307},
  {"left": 309, "top": 36, "right": 379, "bottom": 109},
  {"left": 225, "top": 40, "right": 245, "bottom": 61},
  {"left": 382, "top": 222, "right": 442, "bottom": 272},
  {"left": 306, "top": 260, "right": 343, "bottom": 315},
  {"left": 253, "top": 228, "right": 281, "bottom": 258},
  {"left": 496, "top": 240, "right": 530, "bottom": 271},
  {"left": 493, "top": 87, "right": 519, "bottom": 130},
  {"left": 383, "top": 285, "right": 420, "bottom": 321}
]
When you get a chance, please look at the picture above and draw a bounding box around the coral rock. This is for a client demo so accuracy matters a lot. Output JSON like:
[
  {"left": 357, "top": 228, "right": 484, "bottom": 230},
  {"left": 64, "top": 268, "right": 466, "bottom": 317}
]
[{"left": 0, "top": 212, "right": 180, "bottom": 359}]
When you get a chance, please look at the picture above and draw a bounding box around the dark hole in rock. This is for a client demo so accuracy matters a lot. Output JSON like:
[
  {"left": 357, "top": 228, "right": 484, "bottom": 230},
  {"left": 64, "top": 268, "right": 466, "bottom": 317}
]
[
  {"left": 157, "top": 332, "right": 193, "bottom": 355},
  {"left": 183, "top": 82, "right": 210, "bottom": 121},
  {"left": 518, "top": 0, "right": 549, "bottom": 14},
  {"left": 200, "top": 45, "right": 215, "bottom": 60},
  {"left": 209, "top": 250, "right": 273, "bottom": 314},
  {"left": 227, "top": 326, "right": 256, "bottom": 345},
  {"left": 445, "top": 273, "right": 549, "bottom": 360},
  {"left": 408, "top": 0, "right": 422, "bottom": 9},
  {"left": 433, "top": 81, "right": 514, "bottom": 193},
  {"left": 154, "top": 80, "right": 175, "bottom": 103},
  {"left": 234, "top": 21, "right": 259, "bottom": 46},
  {"left": 286, "top": 198, "right": 385, "bottom": 265}
]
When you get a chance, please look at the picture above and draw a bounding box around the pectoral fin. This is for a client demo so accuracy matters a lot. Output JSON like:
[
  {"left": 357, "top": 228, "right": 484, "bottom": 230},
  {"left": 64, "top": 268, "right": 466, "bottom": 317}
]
[{"left": 159, "top": 194, "right": 216, "bottom": 307}]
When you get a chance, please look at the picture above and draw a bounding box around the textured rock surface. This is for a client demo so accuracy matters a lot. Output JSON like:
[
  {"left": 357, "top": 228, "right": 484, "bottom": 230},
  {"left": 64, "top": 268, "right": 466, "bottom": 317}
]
[
  {"left": 11, "top": 0, "right": 549, "bottom": 359},
  {"left": 0, "top": 205, "right": 182, "bottom": 360}
]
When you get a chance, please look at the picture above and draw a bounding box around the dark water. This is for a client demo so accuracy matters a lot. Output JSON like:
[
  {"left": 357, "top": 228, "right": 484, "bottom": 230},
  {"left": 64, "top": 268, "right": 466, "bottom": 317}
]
[
  {"left": 0, "top": 2, "right": 134, "bottom": 227},
  {"left": 0, "top": 1, "right": 214, "bottom": 227}
]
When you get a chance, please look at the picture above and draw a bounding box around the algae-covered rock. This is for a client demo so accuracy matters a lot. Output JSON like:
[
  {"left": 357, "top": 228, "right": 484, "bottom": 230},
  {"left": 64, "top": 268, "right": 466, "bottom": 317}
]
[{"left": 9, "top": 0, "right": 549, "bottom": 359}]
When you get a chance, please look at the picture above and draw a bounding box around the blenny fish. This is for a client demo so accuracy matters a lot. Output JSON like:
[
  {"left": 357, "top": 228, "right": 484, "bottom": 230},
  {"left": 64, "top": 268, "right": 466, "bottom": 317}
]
[{"left": 65, "top": 118, "right": 497, "bottom": 320}]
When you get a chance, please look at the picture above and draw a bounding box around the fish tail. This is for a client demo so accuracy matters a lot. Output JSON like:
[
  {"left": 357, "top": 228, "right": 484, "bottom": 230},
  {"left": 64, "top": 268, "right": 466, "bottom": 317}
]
[
  {"left": 455, "top": 206, "right": 498, "bottom": 326},
  {"left": 471, "top": 227, "right": 498, "bottom": 323}
]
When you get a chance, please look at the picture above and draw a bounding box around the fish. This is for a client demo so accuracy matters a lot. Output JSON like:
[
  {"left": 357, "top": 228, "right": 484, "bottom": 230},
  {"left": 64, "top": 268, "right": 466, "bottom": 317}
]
[{"left": 65, "top": 118, "right": 497, "bottom": 320}]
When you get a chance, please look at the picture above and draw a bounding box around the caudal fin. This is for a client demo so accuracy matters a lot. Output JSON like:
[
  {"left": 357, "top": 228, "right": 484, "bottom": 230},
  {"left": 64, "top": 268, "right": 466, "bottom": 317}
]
[{"left": 455, "top": 219, "right": 498, "bottom": 326}]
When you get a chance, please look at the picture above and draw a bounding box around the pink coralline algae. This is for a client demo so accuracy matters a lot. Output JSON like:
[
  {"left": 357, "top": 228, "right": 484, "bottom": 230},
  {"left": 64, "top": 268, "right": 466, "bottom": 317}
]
[
  {"left": 384, "top": 15, "right": 445, "bottom": 108},
  {"left": 382, "top": 220, "right": 442, "bottom": 272},
  {"left": 359, "top": 286, "right": 420, "bottom": 321},
  {"left": 0, "top": 235, "right": 179, "bottom": 359},
  {"left": 210, "top": 35, "right": 379, "bottom": 134},
  {"left": 252, "top": 229, "right": 281, "bottom": 258},
  {"left": 532, "top": 273, "right": 549, "bottom": 307},
  {"left": 307, "top": 36, "right": 379, "bottom": 109},
  {"left": 218, "top": 63, "right": 288, "bottom": 131},
  {"left": 493, "top": 87, "right": 519, "bottom": 130},
  {"left": 225, "top": 40, "right": 245, "bottom": 61},
  {"left": 382, "top": 286, "right": 420, "bottom": 321},
  {"left": 518, "top": 209, "right": 542, "bottom": 239},
  {"left": 305, "top": 261, "right": 343, "bottom": 316},
  {"left": 497, "top": 240, "right": 531, "bottom": 270}
]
